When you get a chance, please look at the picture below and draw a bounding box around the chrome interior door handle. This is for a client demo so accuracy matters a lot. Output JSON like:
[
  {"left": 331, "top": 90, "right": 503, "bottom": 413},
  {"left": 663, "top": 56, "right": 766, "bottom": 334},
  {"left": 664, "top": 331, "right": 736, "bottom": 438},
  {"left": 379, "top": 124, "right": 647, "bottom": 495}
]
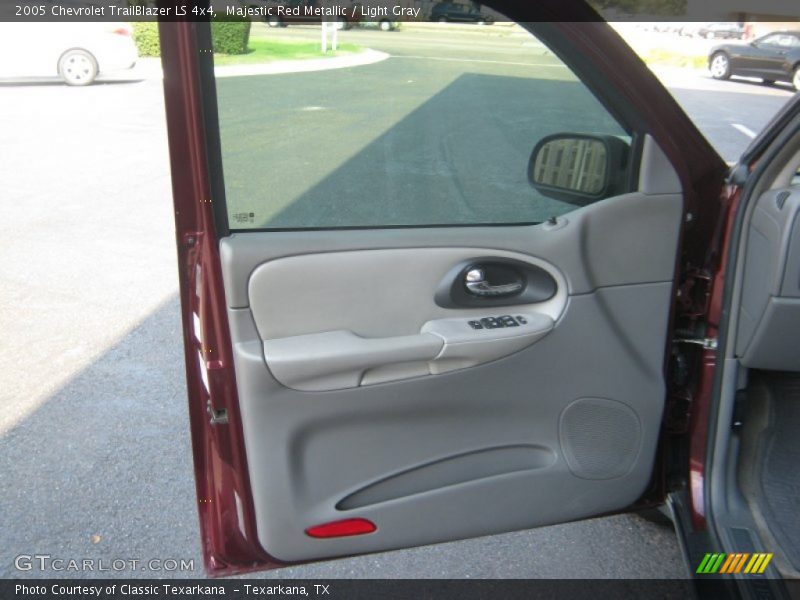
[{"left": 465, "top": 268, "right": 523, "bottom": 297}]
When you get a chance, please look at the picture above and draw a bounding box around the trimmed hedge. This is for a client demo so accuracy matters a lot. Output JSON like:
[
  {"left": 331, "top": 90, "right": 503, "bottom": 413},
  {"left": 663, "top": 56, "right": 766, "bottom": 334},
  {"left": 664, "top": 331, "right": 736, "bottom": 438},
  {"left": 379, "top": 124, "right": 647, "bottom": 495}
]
[
  {"left": 131, "top": 20, "right": 251, "bottom": 58},
  {"left": 132, "top": 22, "right": 160, "bottom": 57},
  {"left": 211, "top": 19, "right": 251, "bottom": 55}
]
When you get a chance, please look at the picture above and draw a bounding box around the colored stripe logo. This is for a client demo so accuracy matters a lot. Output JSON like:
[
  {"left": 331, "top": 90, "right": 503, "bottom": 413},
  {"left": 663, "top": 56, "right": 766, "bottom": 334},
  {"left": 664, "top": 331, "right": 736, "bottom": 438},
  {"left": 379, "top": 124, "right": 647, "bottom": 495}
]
[{"left": 696, "top": 553, "right": 773, "bottom": 574}]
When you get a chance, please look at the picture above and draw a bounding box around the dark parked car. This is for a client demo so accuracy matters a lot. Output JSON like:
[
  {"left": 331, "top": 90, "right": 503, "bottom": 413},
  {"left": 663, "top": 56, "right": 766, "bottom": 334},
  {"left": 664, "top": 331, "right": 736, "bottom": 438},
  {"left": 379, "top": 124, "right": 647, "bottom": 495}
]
[
  {"left": 697, "top": 22, "right": 745, "bottom": 39},
  {"left": 709, "top": 30, "right": 800, "bottom": 90},
  {"left": 430, "top": 1, "right": 493, "bottom": 24},
  {"left": 244, "top": 0, "right": 360, "bottom": 28}
]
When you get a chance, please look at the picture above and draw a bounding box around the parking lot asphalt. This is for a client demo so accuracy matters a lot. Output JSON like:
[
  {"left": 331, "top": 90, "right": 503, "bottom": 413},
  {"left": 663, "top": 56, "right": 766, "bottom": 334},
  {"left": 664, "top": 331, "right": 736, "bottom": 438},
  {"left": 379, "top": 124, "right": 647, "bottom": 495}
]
[{"left": 0, "top": 23, "right": 795, "bottom": 580}]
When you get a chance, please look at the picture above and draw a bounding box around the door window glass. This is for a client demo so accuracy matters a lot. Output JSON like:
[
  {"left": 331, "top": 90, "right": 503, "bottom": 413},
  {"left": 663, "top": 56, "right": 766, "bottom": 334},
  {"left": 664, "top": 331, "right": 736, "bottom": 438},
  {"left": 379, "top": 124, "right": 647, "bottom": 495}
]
[{"left": 215, "top": 20, "right": 631, "bottom": 230}]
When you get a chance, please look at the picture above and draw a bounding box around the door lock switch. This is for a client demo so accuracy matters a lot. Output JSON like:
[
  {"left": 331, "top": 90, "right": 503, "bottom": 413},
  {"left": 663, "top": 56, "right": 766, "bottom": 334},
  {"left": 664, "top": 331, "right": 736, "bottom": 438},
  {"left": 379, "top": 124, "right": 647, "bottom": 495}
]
[
  {"left": 468, "top": 320, "right": 484, "bottom": 329},
  {"left": 480, "top": 317, "right": 504, "bottom": 329},
  {"left": 500, "top": 315, "right": 518, "bottom": 327}
]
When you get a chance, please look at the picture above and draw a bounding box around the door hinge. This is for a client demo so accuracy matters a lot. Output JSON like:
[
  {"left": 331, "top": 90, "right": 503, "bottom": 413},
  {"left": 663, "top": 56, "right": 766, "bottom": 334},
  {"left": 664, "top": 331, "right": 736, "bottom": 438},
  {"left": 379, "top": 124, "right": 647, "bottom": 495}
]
[
  {"left": 673, "top": 336, "right": 718, "bottom": 350},
  {"left": 183, "top": 231, "right": 203, "bottom": 247},
  {"left": 207, "top": 400, "right": 228, "bottom": 425}
]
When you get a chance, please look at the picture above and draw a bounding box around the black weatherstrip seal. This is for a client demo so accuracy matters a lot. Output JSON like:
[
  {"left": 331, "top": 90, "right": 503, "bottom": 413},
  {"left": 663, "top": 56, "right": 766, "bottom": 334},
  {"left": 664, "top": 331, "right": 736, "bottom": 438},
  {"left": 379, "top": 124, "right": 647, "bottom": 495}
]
[{"left": 195, "top": 20, "right": 231, "bottom": 239}]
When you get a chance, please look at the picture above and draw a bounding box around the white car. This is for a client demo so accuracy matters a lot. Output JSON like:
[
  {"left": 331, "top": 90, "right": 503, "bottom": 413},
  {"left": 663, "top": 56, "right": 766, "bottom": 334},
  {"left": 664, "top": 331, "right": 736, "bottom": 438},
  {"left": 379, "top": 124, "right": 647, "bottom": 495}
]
[{"left": 0, "top": 22, "right": 138, "bottom": 86}]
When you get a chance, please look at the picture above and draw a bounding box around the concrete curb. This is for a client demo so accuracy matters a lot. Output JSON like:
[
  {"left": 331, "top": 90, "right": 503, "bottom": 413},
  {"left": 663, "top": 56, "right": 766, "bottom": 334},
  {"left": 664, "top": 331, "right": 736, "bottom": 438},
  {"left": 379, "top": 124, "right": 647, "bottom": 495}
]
[{"left": 126, "top": 48, "right": 390, "bottom": 80}]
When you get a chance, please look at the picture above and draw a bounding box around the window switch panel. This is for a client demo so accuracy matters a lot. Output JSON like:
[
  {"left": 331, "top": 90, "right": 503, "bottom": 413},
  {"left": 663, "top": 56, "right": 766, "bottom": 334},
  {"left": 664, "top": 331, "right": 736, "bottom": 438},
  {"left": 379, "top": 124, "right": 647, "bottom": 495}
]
[{"left": 469, "top": 315, "right": 535, "bottom": 330}]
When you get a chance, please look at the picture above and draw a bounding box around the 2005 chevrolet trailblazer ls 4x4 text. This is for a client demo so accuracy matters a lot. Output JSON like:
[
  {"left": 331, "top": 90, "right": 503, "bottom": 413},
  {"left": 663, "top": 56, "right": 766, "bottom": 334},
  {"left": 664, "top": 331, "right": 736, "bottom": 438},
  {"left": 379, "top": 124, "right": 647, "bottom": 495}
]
[{"left": 158, "top": 2, "right": 800, "bottom": 596}]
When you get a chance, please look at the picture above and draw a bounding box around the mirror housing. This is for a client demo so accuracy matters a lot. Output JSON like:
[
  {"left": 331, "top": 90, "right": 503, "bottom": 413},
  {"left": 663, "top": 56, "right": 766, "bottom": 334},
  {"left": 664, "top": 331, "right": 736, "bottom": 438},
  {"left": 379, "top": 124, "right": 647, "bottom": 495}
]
[{"left": 528, "top": 133, "right": 629, "bottom": 205}]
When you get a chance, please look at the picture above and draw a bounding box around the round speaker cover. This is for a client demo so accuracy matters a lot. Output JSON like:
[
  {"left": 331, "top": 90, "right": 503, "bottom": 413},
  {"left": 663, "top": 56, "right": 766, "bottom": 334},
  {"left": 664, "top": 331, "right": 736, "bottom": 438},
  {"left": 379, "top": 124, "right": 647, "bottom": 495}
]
[{"left": 559, "top": 397, "right": 641, "bottom": 480}]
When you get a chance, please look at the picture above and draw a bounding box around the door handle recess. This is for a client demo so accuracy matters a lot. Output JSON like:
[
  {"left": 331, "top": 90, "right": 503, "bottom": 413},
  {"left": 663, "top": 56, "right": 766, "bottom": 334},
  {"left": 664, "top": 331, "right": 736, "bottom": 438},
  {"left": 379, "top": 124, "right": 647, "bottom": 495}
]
[
  {"left": 465, "top": 268, "right": 523, "bottom": 297},
  {"left": 435, "top": 258, "right": 555, "bottom": 308}
]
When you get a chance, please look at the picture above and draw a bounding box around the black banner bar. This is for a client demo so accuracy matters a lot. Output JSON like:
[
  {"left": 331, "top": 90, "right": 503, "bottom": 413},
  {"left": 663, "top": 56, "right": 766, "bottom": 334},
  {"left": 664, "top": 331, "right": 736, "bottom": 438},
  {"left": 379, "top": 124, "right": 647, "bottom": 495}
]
[
  {"left": 4, "top": 579, "right": 701, "bottom": 600},
  {"left": 0, "top": 0, "right": 798, "bottom": 23}
]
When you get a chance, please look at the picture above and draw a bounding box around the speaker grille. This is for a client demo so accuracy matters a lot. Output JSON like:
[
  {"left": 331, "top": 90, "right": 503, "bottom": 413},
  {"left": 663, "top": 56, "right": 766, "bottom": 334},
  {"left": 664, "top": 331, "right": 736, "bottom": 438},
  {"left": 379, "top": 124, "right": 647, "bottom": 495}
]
[{"left": 559, "top": 398, "right": 641, "bottom": 480}]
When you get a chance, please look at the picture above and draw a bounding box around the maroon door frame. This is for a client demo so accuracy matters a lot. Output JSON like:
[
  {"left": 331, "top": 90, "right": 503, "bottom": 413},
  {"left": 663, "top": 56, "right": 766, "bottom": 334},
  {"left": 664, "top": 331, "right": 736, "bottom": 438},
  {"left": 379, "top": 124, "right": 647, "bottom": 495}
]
[{"left": 159, "top": 21, "right": 275, "bottom": 575}]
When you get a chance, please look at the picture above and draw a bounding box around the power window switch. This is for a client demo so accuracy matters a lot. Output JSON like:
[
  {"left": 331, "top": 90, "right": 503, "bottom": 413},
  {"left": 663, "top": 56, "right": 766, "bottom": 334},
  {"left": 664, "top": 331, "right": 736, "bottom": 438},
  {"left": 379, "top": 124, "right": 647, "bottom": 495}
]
[
  {"left": 468, "top": 320, "right": 483, "bottom": 330},
  {"left": 481, "top": 317, "right": 504, "bottom": 329},
  {"left": 516, "top": 316, "right": 528, "bottom": 325},
  {"left": 500, "top": 315, "right": 518, "bottom": 327}
]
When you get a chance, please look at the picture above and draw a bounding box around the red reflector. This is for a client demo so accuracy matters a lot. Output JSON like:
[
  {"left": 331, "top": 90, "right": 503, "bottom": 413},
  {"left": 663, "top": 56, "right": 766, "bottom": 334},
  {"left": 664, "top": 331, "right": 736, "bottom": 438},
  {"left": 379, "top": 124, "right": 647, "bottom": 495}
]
[
  {"left": 305, "top": 518, "right": 377, "bottom": 538},
  {"left": 112, "top": 27, "right": 131, "bottom": 36}
]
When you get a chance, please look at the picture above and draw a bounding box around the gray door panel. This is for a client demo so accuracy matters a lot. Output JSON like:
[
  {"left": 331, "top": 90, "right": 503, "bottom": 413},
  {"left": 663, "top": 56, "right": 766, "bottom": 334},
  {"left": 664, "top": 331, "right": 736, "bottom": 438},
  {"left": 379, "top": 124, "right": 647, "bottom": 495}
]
[
  {"left": 220, "top": 179, "right": 683, "bottom": 561},
  {"left": 228, "top": 281, "right": 671, "bottom": 561}
]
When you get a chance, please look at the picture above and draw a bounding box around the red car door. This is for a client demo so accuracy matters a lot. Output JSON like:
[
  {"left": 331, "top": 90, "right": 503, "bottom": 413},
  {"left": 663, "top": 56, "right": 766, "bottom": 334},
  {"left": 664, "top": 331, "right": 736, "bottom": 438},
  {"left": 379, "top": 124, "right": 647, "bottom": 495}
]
[{"left": 159, "top": 3, "right": 728, "bottom": 576}]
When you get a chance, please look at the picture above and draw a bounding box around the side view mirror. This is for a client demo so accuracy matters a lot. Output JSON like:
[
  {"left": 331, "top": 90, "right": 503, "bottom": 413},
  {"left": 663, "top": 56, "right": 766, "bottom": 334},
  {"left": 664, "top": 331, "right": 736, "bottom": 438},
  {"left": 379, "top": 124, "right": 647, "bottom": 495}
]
[{"left": 527, "top": 133, "right": 629, "bottom": 205}]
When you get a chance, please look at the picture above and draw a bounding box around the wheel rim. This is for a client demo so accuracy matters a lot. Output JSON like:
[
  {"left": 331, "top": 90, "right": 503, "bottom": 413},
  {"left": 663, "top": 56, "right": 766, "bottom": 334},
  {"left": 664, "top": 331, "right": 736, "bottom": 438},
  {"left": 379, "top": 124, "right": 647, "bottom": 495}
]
[
  {"left": 62, "top": 53, "right": 93, "bottom": 84},
  {"left": 710, "top": 55, "right": 728, "bottom": 78},
  {"left": 380, "top": 21, "right": 390, "bottom": 30},
  {"left": 794, "top": 69, "right": 800, "bottom": 90}
]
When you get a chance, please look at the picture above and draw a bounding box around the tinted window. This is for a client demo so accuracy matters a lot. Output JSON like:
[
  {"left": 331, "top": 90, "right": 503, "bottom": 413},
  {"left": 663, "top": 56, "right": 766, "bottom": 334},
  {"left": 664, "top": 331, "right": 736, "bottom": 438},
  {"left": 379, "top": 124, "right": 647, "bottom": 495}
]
[{"left": 216, "top": 21, "right": 630, "bottom": 230}]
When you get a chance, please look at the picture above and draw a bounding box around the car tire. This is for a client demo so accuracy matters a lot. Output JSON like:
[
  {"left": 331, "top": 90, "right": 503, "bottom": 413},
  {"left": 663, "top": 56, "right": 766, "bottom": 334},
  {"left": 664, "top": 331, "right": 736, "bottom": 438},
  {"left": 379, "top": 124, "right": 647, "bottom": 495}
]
[
  {"left": 793, "top": 65, "right": 800, "bottom": 91},
  {"left": 437, "top": 17, "right": 448, "bottom": 23},
  {"left": 709, "top": 52, "right": 731, "bottom": 80},
  {"left": 58, "top": 48, "right": 98, "bottom": 86},
  {"left": 379, "top": 19, "right": 392, "bottom": 31},
  {"left": 267, "top": 16, "right": 283, "bottom": 27},
  {"left": 477, "top": 19, "right": 486, "bottom": 25}
]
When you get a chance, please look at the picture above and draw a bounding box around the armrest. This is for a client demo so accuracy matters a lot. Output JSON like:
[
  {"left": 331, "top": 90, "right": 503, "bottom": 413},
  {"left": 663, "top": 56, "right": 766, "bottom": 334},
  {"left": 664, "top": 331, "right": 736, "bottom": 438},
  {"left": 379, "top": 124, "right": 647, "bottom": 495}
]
[
  {"left": 264, "top": 331, "right": 443, "bottom": 392},
  {"left": 422, "top": 313, "right": 554, "bottom": 374},
  {"left": 263, "top": 313, "right": 554, "bottom": 390}
]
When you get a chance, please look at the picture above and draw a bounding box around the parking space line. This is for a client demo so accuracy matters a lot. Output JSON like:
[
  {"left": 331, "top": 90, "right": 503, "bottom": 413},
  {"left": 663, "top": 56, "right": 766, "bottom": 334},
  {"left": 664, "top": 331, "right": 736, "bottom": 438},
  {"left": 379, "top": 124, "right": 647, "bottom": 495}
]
[{"left": 731, "top": 123, "right": 757, "bottom": 139}]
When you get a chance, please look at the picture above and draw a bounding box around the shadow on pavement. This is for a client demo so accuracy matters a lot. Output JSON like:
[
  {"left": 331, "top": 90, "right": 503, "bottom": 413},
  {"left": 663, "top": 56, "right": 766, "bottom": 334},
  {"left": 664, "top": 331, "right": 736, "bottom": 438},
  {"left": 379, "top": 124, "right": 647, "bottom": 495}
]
[
  {"left": 725, "top": 76, "right": 797, "bottom": 94},
  {"left": 0, "top": 295, "right": 204, "bottom": 579}
]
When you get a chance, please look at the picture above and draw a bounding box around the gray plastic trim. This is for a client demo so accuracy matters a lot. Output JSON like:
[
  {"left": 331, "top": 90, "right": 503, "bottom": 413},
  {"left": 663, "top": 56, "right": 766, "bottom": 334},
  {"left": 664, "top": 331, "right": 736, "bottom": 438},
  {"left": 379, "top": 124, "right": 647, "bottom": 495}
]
[
  {"left": 423, "top": 313, "right": 554, "bottom": 375},
  {"left": 638, "top": 135, "right": 682, "bottom": 196},
  {"left": 220, "top": 192, "right": 683, "bottom": 309},
  {"left": 736, "top": 187, "right": 800, "bottom": 370},
  {"left": 337, "top": 445, "right": 556, "bottom": 510},
  {"left": 264, "top": 331, "right": 443, "bottom": 392},
  {"left": 247, "top": 247, "right": 567, "bottom": 341},
  {"left": 263, "top": 313, "right": 554, "bottom": 391},
  {"left": 740, "top": 298, "right": 800, "bottom": 371}
]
